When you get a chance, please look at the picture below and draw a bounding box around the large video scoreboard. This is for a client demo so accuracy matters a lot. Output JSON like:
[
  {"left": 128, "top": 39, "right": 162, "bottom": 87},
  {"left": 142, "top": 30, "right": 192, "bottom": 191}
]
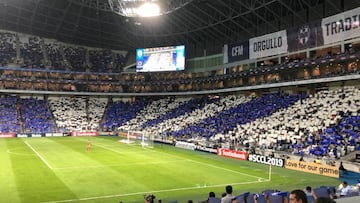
[{"left": 136, "top": 45, "right": 185, "bottom": 72}]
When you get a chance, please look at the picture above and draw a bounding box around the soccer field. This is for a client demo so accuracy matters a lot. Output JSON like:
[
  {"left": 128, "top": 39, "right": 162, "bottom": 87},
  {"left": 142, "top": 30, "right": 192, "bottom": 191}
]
[{"left": 0, "top": 137, "right": 340, "bottom": 203}]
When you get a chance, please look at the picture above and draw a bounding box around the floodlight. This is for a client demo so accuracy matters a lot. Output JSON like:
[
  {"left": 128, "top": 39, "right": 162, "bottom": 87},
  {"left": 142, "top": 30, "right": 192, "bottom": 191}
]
[{"left": 137, "top": 2, "right": 160, "bottom": 17}]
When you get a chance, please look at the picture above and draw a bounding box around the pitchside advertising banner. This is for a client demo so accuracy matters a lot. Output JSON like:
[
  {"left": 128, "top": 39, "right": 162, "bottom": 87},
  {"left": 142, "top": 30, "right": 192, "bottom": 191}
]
[
  {"left": 249, "top": 30, "right": 288, "bottom": 59},
  {"left": 217, "top": 148, "right": 248, "bottom": 160},
  {"left": 175, "top": 141, "right": 196, "bottom": 150},
  {"left": 322, "top": 6, "right": 360, "bottom": 45},
  {"left": 71, "top": 132, "right": 98, "bottom": 136},
  {"left": 0, "top": 132, "right": 15, "bottom": 138},
  {"left": 248, "top": 154, "right": 285, "bottom": 167},
  {"left": 285, "top": 159, "right": 339, "bottom": 178}
]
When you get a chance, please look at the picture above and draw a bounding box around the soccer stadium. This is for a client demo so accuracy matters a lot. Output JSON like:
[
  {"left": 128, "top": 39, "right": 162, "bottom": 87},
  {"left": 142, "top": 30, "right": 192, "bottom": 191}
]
[{"left": 1, "top": 0, "right": 360, "bottom": 203}]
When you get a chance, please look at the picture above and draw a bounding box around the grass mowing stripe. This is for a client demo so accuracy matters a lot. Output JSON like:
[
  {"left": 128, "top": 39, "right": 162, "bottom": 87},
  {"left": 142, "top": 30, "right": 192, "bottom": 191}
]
[
  {"left": 93, "top": 138, "right": 264, "bottom": 180},
  {"left": 24, "top": 140, "right": 53, "bottom": 170},
  {"left": 0, "top": 139, "right": 21, "bottom": 203},
  {"left": 7, "top": 139, "right": 79, "bottom": 202},
  {"left": 42, "top": 179, "right": 270, "bottom": 203},
  {"left": 2, "top": 137, "right": 340, "bottom": 203}
]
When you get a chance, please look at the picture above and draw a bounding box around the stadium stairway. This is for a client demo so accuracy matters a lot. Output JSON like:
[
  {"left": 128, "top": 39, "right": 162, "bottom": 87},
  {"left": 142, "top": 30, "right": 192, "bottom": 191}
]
[
  {"left": 336, "top": 196, "right": 360, "bottom": 203},
  {"left": 339, "top": 170, "right": 360, "bottom": 186}
]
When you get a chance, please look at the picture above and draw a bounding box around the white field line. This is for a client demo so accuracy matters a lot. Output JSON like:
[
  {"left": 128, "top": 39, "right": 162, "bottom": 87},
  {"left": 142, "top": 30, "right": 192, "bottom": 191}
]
[
  {"left": 186, "top": 159, "right": 264, "bottom": 180},
  {"left": 24, "top": 141, "right": 53, "bottom": 170},
  {"left": 42, "top": 179, "right": 270, "bottom": 203},
  {"left": 6, "top": 149, "right": 36, "bottom": 156}
]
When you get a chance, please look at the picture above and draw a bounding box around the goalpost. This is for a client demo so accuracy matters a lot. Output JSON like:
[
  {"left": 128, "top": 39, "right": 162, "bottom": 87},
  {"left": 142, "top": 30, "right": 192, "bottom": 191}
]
[{"left": 119, "top": 130, "right": 154, "bottom": 148}]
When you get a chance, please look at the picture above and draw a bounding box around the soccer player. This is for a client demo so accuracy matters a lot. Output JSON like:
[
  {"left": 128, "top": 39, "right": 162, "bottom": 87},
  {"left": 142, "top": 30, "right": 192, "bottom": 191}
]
[{"left": 86, "top": 139, "right": 92, "bottom": 152}]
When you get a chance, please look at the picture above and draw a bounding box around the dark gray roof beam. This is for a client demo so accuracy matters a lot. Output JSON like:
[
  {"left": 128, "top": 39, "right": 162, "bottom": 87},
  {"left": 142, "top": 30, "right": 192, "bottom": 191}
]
[
  {"left": 0, "top": 11, "right": 130, "bottom": 49},
  {"left": 29, "top": 0, "right": 42, "bottom": 33},
  {"left": 326, "top": 0, "right": 343, "bottom": 13},
  {"left": 177, "top": 8, "right": 229, "bottom": 42},
  {"left": 211, "top": 0, "right": 256, "bottom": 36},
  {"left": 263, "top": 4, "right": 292, "bottom": 30},
  {"left": 231, "top": 0, "right": 279, "bottom": 34},
  {"left": 186, "top": 4, "right": 236, "bottom": 41},
  {"left": 167, "top": 18, "right": 208, "bottom": 43},
  {"left": 55, "top": 1, "right": 74, "bottom": 35},
  {"left": 200, "top": 2, "right": 254, "bottom": 38},
  {"left": 156, "top": 10, "right": 209, "bottom": 41},
  {"left": 299, "top": 0, "right": 323, "bottom": 19},
  {"left": 233, "top": 0, "right": 278, "bottom": 32},
  {"left": 277, "top": 0, "right": 307, "bottom": 24}
]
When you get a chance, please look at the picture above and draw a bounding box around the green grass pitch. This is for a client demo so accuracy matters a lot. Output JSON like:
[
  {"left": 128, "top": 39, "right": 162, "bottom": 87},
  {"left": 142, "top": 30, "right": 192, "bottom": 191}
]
[{"left": 0, "top": 136, "right": 340, "bottom": 203}]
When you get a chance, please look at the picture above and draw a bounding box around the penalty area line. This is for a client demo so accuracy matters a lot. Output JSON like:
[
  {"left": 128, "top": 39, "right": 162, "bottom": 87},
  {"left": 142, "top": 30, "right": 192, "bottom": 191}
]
[{"left": 41, "top": 179, "right": 270, "bottom": 203}]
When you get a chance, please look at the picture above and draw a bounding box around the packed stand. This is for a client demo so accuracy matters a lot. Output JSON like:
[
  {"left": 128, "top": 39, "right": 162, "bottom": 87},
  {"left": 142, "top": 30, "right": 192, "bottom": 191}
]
[
  {"left": 19, "top": 97, "right": 56, "bottom": 133},
  {"left": 0, "top": 32, "right": 16, "bottom": 66},
  {"left": 139, "top": 97, "right": 193, "bottom": 129},
  {"left": 160, "top": 93, "right": 300, "bottom": 141},
  {"left": 63, "top": 46, "right": 86, "bottom": 71},
  {"left": 44, "top": 41, "right": 63, "bottom": 70},
  {"left": 0, "top": 96, "right": 21, "bottom": 132},
  {"left": 87, "top": 98, "right": 108, "bottom": 131},
  {"left": 118, "top": 97, "right": 192, "bottom": 131},
  {"left": 140, "top": 95, "right": 249, "bottom": 140},
  {"left": 48, "top": 96, "right": 106, "bottom": 132},
  {"left": 19, "top": 35, "right": 45, "bottom": 69},
  {"left": 231, "top": 86, "right": 360, "bottom": 158},
  {"left": 101, "top": 98, "right": 153, "bottom": 131},
  {"left": 89, "top": 49, "right": 113, "bottom": 72},
  {"left": 113, "top": 52, "right": 126, "bottom": 72}
]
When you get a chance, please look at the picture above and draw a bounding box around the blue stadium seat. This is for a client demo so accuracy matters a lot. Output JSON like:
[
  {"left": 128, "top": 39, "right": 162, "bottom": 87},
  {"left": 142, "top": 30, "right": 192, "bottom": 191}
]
[
  {"left": 234, "top": 192, "right": 249, "bottom": 203},
  {"left": 254, "top": 194, "right": 267, "bottom": 203},
  {"left": 313, "top": 187, "right": 330, "bottom": 198},
  {"left": 245, "top": 193, "right": 256, "bottom": 203},
  {"left": 208, "top": 197, "right": 221, "bottom": 203},
  {"left": 268, "top": 194, "right": 284, "bottom": 203}
]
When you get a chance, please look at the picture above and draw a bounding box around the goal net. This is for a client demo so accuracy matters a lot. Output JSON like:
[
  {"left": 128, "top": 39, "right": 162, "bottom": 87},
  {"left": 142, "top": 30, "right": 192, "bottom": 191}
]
[{"left": 118, "top": 130, "right": 154, "bottom": 148}]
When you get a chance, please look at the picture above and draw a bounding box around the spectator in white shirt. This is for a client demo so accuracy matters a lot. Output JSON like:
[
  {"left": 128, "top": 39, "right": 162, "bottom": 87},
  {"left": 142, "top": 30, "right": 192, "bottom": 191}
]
[
  {"left": 337, "top": 181, "right": 351, "bottom": 197},
  {"left": 221, "top": 185, "right": 235, "bottom": 203}
]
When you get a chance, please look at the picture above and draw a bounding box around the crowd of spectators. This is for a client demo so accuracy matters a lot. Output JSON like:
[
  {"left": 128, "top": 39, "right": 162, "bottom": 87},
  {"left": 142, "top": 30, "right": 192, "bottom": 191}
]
[
  {"left": 0, "top": 29, "right": 359, "bottom": 161},
  {"left": 0, "top": 32, "right": 16, "bottom": 66},
  {"left": 0, "top": 85, "right": 358, "bottom": 160},
  {"left": 47, "top": 96, "right": 107, "bottom": 132},
  {"left": 0, "top": 30, "right": 359, "bottom": 94},
  {"left": 106, "top": 88, "right": 359, "bottom": 159},
  {"left": 0, "top": 96, "right": 21, "bottom": 132},
  {"left": 0, "top": 30, "right": 128, "bottom": 73},
  {"left": 19, "top": 97, "right": 56, "bottom": 133},
  {"left": 145, "top": 183, "right": 360, "bottom": 203},
  {"left": 19, "top": 35, "right": 45, "bottom": 69}
]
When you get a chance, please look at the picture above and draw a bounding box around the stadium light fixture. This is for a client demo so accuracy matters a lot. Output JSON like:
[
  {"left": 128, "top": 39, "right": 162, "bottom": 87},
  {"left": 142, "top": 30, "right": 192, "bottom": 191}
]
[
  {"left": 71, "top": 0, "right": 194, "bottom": 18},
  {"left": 111, "top": 0, "right": 193, "bottom": 18},
  {"left": 136, "top": 2, "right": 160, "bottom": 17}
]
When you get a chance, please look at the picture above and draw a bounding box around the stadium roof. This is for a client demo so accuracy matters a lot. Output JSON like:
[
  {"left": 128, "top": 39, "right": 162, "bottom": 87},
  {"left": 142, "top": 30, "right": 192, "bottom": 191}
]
[{"left": 0, "top": 0, "right": 359, "bottom": 57}]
